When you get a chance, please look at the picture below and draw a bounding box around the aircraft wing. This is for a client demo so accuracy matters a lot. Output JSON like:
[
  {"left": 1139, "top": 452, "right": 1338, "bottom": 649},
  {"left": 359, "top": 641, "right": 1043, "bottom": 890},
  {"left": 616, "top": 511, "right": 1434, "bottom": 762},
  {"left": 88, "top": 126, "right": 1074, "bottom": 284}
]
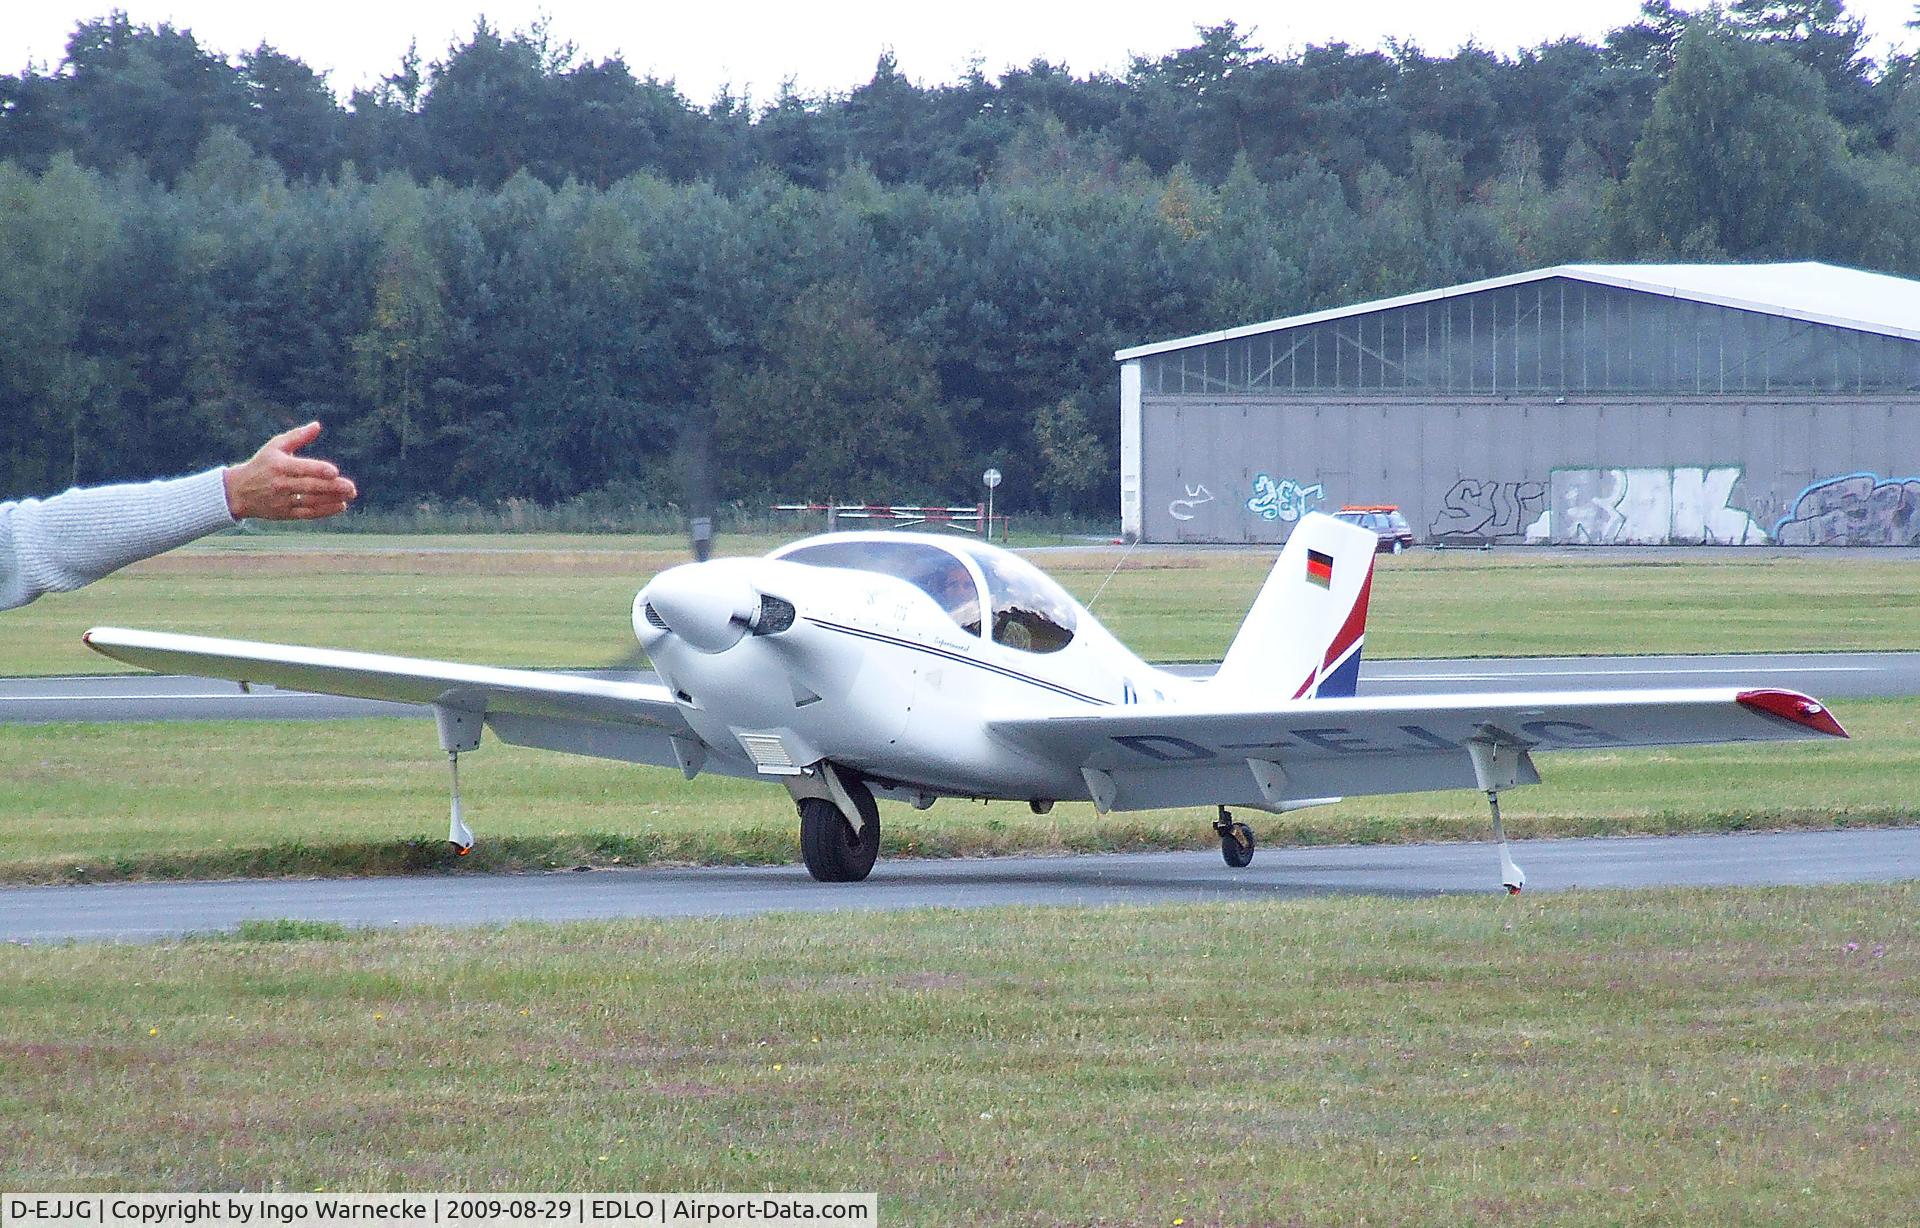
[
  {"left": 989, "top": 687, "right": 1848, "bottom": 813},
  {"left": 81, "top": 626, "right": 740, "bottom": 777}
]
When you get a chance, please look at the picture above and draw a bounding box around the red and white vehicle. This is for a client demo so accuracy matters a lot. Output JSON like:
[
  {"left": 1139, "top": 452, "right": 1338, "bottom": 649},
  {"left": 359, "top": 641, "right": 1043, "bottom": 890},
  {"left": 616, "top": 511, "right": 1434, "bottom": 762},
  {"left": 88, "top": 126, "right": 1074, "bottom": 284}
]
[
  {"left": 1332, "top": 504, "right": 1418, "bottom": 554},
  {"left": 84, "top": 513, "right": 1846, "bottom": 891}
]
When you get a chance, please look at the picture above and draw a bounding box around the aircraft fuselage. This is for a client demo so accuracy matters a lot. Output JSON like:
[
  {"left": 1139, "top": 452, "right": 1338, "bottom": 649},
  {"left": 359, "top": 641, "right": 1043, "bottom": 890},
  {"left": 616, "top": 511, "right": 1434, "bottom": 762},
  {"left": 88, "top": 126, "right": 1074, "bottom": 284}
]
[{"left": 635, "top": 545, "right": 1189, "bottom": 803}]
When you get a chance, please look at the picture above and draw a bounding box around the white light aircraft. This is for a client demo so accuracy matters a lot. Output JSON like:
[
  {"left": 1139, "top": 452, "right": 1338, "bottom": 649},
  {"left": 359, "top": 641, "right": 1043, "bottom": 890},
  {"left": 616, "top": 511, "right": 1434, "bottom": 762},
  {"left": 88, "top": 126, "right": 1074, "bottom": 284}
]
[{"left": 83, "top": 513, "right": 1848, "bottom": 890}]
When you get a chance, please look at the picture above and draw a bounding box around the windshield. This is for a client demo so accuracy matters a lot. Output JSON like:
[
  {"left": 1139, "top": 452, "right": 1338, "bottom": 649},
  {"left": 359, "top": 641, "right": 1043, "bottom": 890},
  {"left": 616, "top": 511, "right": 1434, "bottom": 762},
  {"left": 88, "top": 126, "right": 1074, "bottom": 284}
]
[{"left": 778, "top": 538, "right": 982, "bottom": 634}]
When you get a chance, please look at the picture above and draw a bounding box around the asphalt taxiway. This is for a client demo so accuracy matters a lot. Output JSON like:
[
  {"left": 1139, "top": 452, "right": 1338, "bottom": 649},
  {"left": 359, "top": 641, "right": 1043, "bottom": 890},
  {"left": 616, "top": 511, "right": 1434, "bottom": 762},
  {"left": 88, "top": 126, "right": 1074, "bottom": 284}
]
[{"left": 2, "top": 828, "right": 1914, "bottom": 944}]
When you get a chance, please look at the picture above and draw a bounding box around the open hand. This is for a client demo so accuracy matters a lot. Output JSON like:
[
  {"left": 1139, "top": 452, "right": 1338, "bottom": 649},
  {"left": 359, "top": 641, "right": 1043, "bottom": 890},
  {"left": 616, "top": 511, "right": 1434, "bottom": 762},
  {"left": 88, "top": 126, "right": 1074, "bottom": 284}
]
[{"left": 223, "top": 421, "right": 358, "bottom": 521}]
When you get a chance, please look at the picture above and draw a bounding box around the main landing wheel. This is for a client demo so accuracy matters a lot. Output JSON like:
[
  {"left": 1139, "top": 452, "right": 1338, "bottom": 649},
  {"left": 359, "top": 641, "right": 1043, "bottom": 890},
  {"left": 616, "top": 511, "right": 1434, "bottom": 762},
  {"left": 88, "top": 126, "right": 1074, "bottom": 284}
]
[
  {"left": 1215, "top": 808, "right": 1255, "bottom": 868},
  {"left": 798, "top": 779, "right": 880, "bottom": 883}
]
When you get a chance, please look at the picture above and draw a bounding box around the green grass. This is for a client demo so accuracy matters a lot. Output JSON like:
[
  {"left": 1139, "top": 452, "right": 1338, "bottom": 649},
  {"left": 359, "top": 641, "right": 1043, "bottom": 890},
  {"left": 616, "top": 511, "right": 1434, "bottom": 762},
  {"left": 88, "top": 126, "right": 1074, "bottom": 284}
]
[
  {"left": 225, "top": 918, "right": 351, "bottom": 943},
  {"left": 1081, "top": 547, "right": 1920, "bottom": 662},
  {"left": 0, "top": 700, "right": 1910, "bottom": 884},
  {"left": 3, "top": 887, "right": 1915, "bottom": 1223},
  {"left": 0, "top": 533, "right": 703, "bottom": 676},
  {"left": 4, "top": 533, "right": 1919, "bottom": 675},
  {"left": 5, "top": 534, "right": 1915, "bottom": 1216}
]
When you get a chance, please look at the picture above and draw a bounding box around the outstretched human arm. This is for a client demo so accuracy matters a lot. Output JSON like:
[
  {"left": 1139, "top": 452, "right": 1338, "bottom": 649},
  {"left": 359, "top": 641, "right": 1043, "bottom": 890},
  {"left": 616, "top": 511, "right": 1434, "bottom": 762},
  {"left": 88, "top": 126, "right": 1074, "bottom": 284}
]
[{"left": 0, "top": 421, "right": 357, "bottom": 611}]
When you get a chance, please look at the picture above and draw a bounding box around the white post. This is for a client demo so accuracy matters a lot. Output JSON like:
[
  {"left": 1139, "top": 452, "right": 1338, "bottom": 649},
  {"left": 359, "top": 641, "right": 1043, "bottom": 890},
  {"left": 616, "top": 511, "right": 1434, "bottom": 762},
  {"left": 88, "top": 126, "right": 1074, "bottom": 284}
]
[{"left": 1119, "top": 360, "right": 1142, "bottom": 542}]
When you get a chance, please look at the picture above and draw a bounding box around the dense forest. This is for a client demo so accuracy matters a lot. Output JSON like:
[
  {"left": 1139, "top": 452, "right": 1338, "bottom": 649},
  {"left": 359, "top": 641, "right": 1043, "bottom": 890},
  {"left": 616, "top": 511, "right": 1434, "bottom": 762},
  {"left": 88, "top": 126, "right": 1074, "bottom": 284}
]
[{"left": 2, "top": 3, "right": 1918, "bottom": 517}]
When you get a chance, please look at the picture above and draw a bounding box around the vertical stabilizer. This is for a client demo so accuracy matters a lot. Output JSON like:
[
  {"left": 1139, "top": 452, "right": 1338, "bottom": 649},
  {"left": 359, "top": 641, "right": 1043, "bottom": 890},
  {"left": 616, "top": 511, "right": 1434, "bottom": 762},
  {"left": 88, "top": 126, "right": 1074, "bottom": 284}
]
[{"left": 1213, "top": 512, "right": 1379, "bottom": 700}]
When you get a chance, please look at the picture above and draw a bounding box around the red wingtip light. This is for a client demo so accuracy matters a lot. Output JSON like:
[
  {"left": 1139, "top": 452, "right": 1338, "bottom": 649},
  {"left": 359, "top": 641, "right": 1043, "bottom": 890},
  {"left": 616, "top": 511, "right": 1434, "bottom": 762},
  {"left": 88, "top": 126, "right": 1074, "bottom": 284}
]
[{"left": 1737, "top": 689, "right": 1849, "bottom": 738}]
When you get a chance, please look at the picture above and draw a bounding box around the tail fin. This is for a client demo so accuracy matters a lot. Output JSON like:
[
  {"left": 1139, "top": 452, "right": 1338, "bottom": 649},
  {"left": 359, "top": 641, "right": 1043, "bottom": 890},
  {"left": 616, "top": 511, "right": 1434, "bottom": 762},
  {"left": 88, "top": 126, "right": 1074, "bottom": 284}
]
[{"left": 1214, "top": 512, "right": 1378, "bottom": 700}]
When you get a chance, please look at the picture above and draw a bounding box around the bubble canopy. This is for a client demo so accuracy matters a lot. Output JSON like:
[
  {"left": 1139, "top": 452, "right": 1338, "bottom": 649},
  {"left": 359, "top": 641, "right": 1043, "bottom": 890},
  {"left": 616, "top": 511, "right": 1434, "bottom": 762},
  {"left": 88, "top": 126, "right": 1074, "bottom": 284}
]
[{"left": 774, "top": 535, "right": 1078, "bottom": 653}]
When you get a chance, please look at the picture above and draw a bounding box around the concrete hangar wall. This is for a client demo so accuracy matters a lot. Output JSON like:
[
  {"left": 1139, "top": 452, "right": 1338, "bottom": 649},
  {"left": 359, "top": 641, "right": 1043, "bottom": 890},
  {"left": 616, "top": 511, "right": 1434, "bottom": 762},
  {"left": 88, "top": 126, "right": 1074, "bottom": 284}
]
[{"left": 1116, "top": 262, "right": 1920, "bottom": 546}]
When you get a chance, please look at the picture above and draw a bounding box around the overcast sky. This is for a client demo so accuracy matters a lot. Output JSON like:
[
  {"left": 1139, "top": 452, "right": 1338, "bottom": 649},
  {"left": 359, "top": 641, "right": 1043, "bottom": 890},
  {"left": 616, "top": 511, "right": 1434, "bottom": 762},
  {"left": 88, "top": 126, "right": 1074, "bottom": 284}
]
[{"left": 5, "top": 1, "right": 1918, "bottom": 105}]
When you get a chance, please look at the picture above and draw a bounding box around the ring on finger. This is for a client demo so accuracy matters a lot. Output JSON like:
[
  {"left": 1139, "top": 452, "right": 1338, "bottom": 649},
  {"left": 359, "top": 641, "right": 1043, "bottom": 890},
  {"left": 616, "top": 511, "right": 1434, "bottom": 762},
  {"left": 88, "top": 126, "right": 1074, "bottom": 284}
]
[{"left": 293, "top": 491, "right": 304, "bottom": 503}]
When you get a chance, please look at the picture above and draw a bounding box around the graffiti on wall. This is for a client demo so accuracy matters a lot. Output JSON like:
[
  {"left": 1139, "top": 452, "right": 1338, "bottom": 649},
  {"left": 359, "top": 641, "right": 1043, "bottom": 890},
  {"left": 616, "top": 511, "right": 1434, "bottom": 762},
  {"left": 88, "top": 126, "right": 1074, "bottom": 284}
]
[
  {"left": 1428, "top": 479, "right": 1548, "bottom": 541},
  {"left": 1522, "top": 466, "right": 1770, "bottom": 545},
  {"left": 1168, "top": 483, "right": 1215, "bottom": 522},
  {"left": 1246, "top": 474, "right": 1323, "bottom": 522},
  {"left": 1772, "top": 473, "right": 1920, "bottom": 545}
]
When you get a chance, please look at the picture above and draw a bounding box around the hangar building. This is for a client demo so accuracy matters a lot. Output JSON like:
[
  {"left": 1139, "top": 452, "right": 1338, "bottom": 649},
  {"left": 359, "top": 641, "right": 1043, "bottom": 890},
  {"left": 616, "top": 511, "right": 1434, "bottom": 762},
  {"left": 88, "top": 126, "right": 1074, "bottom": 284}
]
[{"left": 1115, "top": 262, "right": 1920, "bottom": 546}]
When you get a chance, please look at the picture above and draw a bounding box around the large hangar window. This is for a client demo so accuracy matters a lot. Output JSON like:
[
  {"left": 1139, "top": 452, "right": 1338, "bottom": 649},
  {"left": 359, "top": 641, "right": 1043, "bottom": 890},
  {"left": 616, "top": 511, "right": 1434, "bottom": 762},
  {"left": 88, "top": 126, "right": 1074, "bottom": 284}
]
[{"left": 1140, "top": 279, "right": 1920, "bottom": 398}]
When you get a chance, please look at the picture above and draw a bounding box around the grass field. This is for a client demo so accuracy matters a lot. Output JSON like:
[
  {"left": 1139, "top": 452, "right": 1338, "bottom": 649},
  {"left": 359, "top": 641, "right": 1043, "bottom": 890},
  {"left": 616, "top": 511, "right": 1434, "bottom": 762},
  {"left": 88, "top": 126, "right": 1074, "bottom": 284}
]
[
  {"left": 6, "top": 536, "right": 1916, "bottom": 1218},
  {"left": 4, "top": 531, "right": 1919, "bottom": 675},
  {"left": 3, "top": 886, "right": 1915, "bottom": 1223}
]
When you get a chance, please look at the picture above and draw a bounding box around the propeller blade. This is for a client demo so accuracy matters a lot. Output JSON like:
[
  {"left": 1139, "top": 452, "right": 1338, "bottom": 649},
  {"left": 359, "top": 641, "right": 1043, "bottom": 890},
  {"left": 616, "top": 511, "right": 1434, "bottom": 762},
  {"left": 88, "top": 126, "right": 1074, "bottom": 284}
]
[
  {"left": 682, "top": 420, "right": 716, "bottom": 563},
  {"left": 600, "top": 417, "right": 716, "bottom": 674}
]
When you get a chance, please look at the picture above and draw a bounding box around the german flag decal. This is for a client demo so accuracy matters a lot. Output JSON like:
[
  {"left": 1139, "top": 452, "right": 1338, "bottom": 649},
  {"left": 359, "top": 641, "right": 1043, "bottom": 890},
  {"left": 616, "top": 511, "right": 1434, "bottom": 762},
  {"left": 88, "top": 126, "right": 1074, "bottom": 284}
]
[{"left": 1306, "top": 548, "right": 1334, "bottom": 588}]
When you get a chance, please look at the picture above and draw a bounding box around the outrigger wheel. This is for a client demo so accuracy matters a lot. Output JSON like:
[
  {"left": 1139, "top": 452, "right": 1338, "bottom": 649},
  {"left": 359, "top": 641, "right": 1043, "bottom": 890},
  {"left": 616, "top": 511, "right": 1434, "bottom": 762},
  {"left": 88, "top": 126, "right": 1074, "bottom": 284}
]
[
  {"left": 798, "top": 775, "right": 881, "bottom": 882},
  {"left": 1215, "top": 807, "right": 1255, "bottom": 868}
]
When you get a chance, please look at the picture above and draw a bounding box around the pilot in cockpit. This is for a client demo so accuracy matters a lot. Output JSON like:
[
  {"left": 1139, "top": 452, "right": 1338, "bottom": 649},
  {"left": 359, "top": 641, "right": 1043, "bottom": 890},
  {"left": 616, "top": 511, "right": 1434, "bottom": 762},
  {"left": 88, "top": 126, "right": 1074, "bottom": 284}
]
[{"left": 921, "top": 556, "right": 982, "bottom": 636}]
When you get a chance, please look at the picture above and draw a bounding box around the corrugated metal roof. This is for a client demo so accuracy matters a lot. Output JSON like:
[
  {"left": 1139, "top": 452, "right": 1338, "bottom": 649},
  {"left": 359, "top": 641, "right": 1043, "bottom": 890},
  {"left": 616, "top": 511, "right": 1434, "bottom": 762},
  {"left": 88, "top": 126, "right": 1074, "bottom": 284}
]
[{"left": 1113, "top": 261, "right": 1920, "bottom": 361}]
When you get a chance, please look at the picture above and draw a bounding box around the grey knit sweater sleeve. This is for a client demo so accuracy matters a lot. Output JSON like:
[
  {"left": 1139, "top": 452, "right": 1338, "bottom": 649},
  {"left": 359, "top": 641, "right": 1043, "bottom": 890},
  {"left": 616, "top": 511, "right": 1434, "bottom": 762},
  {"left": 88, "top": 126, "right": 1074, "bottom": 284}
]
[{"left": 0, "top": 469, "right": 237, "bottom": 611}]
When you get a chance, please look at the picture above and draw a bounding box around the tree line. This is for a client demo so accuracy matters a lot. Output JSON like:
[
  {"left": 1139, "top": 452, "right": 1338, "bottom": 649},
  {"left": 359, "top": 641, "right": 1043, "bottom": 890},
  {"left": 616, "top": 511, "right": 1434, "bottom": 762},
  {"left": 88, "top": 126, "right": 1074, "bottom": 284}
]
[{"left": 2, "top": 3, "right": 1918, "bottom": 516}]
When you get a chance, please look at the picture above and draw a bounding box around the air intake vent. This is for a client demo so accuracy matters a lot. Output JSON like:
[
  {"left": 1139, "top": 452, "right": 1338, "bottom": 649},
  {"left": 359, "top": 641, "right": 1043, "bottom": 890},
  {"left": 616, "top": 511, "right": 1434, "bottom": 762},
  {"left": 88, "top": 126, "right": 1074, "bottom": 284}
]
[
  {"left": 754, "top": 594, "right": 796, "bottom": 634},
  {"left": 737, "top": 732, "right": 803, "bottom": 775},
  {"left": 643, "top": 602, "right": 668, "bottom": 630}
]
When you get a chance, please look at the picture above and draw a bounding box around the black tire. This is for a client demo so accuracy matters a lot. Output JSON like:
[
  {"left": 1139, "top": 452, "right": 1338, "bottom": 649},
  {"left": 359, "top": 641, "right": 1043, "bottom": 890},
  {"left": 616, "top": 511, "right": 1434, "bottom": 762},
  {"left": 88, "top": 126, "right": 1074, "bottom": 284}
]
[
  {"left": 1221, "top": 821, "right": 1255, "bottom": 868},
  {"left": 798, "top": 781, "right": 880, "bottom": 882}
]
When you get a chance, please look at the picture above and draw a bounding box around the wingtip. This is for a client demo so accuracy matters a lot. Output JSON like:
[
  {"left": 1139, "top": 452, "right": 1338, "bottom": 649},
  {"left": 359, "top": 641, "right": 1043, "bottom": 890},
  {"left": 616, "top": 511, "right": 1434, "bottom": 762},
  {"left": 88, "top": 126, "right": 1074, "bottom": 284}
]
[{"left": 1737, "top": 689, "right": 1849, "bottom": 738}]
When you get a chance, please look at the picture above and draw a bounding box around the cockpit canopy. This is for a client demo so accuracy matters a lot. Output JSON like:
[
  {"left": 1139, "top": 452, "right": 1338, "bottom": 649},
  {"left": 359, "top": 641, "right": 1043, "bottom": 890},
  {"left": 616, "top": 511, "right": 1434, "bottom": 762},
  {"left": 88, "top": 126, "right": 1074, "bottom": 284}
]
[
  {"left": 946, "top": 538, "right": 1079, "bottom": 653},
  {"left": 778, "top": 537, "right": 984, "bottom": 635},
  {"left": 775, "top": 535, "right": 1078, "bottom": 653}
]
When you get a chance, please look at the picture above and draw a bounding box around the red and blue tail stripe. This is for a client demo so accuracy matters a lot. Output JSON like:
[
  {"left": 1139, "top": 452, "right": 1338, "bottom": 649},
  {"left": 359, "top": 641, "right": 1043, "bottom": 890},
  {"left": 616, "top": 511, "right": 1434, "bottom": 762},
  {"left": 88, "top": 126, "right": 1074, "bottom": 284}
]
[{"left": 1289, "top": 568, "right": 1374, "bottom": 699}]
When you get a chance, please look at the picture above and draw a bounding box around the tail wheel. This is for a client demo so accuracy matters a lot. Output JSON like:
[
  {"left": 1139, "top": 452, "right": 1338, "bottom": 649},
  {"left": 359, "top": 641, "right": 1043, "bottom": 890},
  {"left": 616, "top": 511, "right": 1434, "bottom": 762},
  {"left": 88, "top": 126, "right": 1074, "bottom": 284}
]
[{"left": 798, "top": 779, "right": 880, "bottom": 882}]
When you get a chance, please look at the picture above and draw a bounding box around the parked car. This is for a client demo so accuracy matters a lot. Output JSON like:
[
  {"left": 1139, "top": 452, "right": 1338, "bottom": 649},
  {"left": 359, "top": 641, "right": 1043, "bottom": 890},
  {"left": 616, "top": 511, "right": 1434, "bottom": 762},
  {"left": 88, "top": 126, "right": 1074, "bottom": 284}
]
[{"left": 1332, "top": 504, "right": 1416, "bottom": 554}]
